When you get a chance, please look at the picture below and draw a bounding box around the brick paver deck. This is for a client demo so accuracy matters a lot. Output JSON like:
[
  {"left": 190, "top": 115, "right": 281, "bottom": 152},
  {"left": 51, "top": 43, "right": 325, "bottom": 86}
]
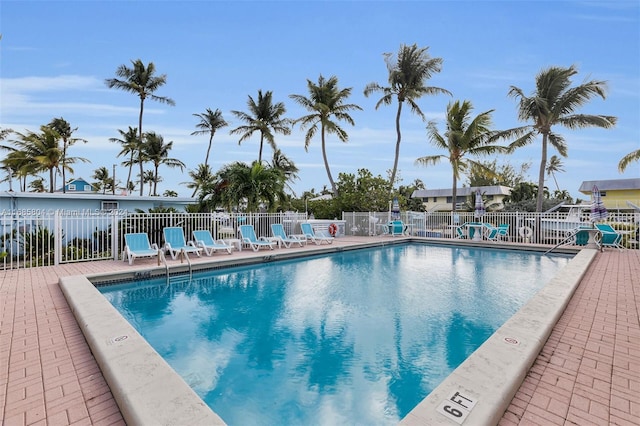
[
  {"left": 1, "top": 242, "right": 638, "bottom": 425},
  {"left": 499, "top": 248, "right": 640, "bottom": 426}
]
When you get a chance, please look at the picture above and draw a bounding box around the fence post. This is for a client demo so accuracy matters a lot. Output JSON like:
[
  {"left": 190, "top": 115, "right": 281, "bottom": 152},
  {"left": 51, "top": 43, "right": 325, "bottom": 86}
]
[
  {"left": 54, "top": 210, "right": 62, "bottom": 266},
  {"left": 112, "top": 213, "right": 119, "bottom": 261}
]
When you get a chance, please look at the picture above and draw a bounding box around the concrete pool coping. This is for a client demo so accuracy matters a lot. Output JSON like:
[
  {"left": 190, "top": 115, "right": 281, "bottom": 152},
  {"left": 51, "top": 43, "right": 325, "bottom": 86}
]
[{"left": 58, "top": 239, "right": 593, "bottom": 425}]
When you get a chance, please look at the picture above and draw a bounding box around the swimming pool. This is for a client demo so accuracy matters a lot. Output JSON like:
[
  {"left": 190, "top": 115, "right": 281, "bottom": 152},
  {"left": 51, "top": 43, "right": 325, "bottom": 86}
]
[{"left": 98, "top": 243, "right": 571, "bottom": 424}]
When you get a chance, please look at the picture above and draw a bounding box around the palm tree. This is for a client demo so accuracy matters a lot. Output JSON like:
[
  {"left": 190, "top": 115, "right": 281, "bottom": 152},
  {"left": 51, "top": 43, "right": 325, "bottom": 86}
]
[
  {"left": 109, "top": 126, "right": 140, "bottom": 191},
  {"left": 105, "top": 59, "right": 175, "bottom": 195},
  {"left": 141, "top": 170, "right": 157, "bottom": 196},
  {"left": 290, "top": 75, "right": 362, "bottom": 196},
  {"left": 91, "top": 166, "right": 112, "bottom": 194},
  {"left": 0, "top": 148, "right": 33, "bottom": 191},
  {"left": 183, "top": 163, "right": 214, "bottom": 197},
  {"left": 48, "top": 118, "right": 87, "bottom": 193},
  {"left": 545, "top": 155, "right": 565, "bottom": 192},
  {"left": 618, "top": 148, "right": 640, "bottom": 172},
  {"left": 141, "top": 132, "right": 185, "bottom": 196},
  {"left": 216, "top": 161, "right": 285, "bottom": 212},
  {"left": 191, "top": 108, "right": 228, "bottom": 167},
  {"left": 508, "top": 65, "right": 617, "bottom": 212},
  {"left": 364, "top": 43, "right": 451, "bottom": 190},
  {"left": 415, "top": 100, "right": 509, "bottom": 212},
  {"left": 230, "top": 90, "right": 291, "bottom": 163},
  {"left": 28, "top": 177, "right": 46, "bottom": 193},
  {"left": 270, "top": 148, "right": 299, "bottom": 196},
  {"left": 11, "top": 126, "right": 62, "bottom": 192}
]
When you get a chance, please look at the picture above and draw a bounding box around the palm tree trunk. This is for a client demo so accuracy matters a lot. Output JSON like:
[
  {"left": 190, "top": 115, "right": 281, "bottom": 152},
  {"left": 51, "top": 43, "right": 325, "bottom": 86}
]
[
  {"left": 62, "top": 144, "right": 67, "bottom": 194},
  {"left": 321, "top": 125, "right": 337, "bottom": 196},
  {"left": 258, "top": 134, "right": 264, "bottom": 164},
  {"left": 204, "top": 134, "right": 213, "bottom": 167},
  {"left": 536, "top": 134, "right": 548, "bottom": 212},
  {"left": 552, "top": 172, "right": 560, "bottom": 192},
  {"left": 126, "top": 152, "right": 134, "bottom": 192},
  {"left": 49, "top": 168, "right": 55, "bottom": 193},
  {"left": 153, "top": 164, "right": 159, "bottom": 196},
  {"left": 389, "top": 101, "right": 403, "bottom": 192},
  {"left": 138, "top": 98, "right": 145, "bottom": 196},
  {"left": 452, "top": 173, "right": 458, "bottom": 212}
]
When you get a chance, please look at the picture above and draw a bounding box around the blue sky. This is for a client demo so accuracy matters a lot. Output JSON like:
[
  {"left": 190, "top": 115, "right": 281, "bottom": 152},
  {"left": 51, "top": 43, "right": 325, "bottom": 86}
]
[{"left": 1, "top": 0, "right": 638, "bottom": 200}]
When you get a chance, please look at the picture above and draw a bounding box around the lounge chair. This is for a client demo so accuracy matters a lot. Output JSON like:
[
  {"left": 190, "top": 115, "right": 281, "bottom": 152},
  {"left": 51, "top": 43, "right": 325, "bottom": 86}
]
[
  {"left": 163, "top": 227, "right": 203, "bottom": 260},
  {"left": 192, "top": 230, "right": 233, "bottom": 255},
  {"left": 386, "top": 220, "right": 407, "bottom": 236},
  {"left": 300, "top": 223, "right": 333, "bottom": 245},
  {"left": 594, "top": 223, "right": 623, "bottom": 250},
  {"left": 239, "top": 224, "right": 275, "bottom": 251},
  {"left": 123, "top": 233, "right": 162, "bottom": 265},
  {"left": 455, "top": 222, "right": 480, "bottom": 240},
  {"left": 485, "top": 223, "right": 510, "bottom": 242},
  {"left": 270, "top": 223, "right": 305, "bottom": 248},
  {"left": 571, "top": 226, "right": 602, "bottom": 251}
]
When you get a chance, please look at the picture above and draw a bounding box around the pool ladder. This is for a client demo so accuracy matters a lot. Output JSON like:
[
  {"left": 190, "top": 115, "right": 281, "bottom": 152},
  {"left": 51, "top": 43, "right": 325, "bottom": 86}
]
[{"left": 164, "top": 249, "right": 193, "bottom": 285}]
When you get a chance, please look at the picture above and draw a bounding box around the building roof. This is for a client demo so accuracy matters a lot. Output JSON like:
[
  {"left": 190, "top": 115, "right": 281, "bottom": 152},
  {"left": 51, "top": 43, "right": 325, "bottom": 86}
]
[
  {"left": 411, "top": 185, "right": 512, "bottom": 198},
  {"left": 578, "top": 178, "right": 640, "bottom": 193}
]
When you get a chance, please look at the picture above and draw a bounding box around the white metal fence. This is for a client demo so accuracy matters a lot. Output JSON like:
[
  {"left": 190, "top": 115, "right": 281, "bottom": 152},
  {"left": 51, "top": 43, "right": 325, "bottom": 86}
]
[
  {"left": 1, "top": 210, "right": 638, "bottom": 270},
  {"left": 342, "top": 211, "right": 639, "bottom": 246}
]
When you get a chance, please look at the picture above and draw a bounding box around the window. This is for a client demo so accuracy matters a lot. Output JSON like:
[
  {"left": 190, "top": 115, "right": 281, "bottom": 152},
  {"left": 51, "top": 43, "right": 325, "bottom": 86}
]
[
  {"left": 101, "top": 201, "right": 119, "bottom": 211},
  {"left": 84, "top": 185, "right": 92, "bottom": 191},
  {"left": 600, "top": 191, "right": 607, "bottom": 196},
  {"left": 68, "top": 184, "right": 76, "bottom": 191}
]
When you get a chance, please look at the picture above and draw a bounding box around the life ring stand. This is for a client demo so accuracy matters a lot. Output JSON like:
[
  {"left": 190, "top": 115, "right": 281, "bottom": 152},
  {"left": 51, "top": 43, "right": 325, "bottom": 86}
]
[
  {"left": 328, "top": 223, "right": 338, "bottom": 237},
  {"left": 519, "top": 226, "right": 533, "bottom": 239}
]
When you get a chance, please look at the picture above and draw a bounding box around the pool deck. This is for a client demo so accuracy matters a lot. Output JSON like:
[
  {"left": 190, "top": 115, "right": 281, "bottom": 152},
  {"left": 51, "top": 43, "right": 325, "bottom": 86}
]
[{"left": 1, "top": 236, "right": 638, "bottom": 425}]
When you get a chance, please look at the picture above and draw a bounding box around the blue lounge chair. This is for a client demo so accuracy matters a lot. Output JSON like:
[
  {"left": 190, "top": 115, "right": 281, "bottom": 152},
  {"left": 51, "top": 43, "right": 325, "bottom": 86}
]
[
  {"left": 123, "top": 233, "right": 162, "bottom": 265},
  {"left": 386, "top": 220, "right": 407, "bottom": 236},
  {"left": 239, "top": 224, "right": 275, "bottom": 251},
  {"left": 300, "top": 223, "right": 333, "bottom": 245},
  {"left": 270, "top": 223, "right": 305, "bottom": 248},
  {"left": 485, "top": 223, "right": 510, "bottom": 242},
  {"left": 594, "top": 223, "right": 623, "bottom": 250},
  {"left": 192, "top": 230, "right": 233, "bottom": 255},
  {"left": 456, "top": 222, "right": 481, "bottom": 240},
  {"left": 163, "top": 227, "right": 203, "bottom": 260},
  {"left": 570, "top": 226, "right": 602, "bottom": 251}
]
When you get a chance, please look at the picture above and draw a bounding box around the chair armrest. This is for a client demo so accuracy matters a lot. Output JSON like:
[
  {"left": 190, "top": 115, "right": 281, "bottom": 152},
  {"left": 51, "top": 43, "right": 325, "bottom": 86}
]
[{"left": 151, "top": 243, "right": 159, "bottom": 250}]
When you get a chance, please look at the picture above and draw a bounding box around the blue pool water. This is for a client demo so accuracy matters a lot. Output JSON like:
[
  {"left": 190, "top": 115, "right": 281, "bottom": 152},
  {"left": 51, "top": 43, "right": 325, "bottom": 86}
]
[{"left": 99, "top": 244, "right": 571, "bottom": 425}]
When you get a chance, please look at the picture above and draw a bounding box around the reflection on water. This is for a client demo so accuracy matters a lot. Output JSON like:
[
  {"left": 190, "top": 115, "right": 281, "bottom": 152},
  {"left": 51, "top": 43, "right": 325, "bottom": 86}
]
[{"left": 100, "top": 245, "right": 570, "bottom": 425}]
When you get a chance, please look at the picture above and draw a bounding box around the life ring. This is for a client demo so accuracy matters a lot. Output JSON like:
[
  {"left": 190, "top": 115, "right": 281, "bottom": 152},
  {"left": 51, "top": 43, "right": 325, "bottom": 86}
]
[
  {"left": 328, "top": 223, "right": 338, "bottom": 237},
  {"left": 519, "top": 226, "right": 533, "bottom": 239}
]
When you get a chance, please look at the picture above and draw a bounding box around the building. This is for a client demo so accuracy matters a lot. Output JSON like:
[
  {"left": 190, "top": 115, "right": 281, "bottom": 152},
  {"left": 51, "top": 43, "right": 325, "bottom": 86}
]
[
  {"left": 411, "top": 185, "right": 512, "bottom": 211},
  {"left": 578, "top": 178, "right": 640, "bottom": 210},
  {"left": 0, "top": 191, "right": 195, "bottom": 215},
  {"left": 57, "top": 177, "right": 97, "bottom": 193}
]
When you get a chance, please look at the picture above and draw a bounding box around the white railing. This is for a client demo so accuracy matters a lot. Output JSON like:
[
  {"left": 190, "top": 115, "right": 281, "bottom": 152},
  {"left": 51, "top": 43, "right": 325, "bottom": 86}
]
[
  {"left": 1, "top": 210, "right": 637, "bottom": 270},
  {"left": 0, "top": 211, "right": 308, "bottom": 270},
  {"left": 341, "top": 211, "right": 639, "bottom": 247}
]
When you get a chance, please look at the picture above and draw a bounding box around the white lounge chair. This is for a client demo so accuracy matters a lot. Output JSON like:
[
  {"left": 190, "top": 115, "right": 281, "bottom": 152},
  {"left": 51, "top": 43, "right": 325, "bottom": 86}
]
[
  {"left": 239, "top": 224, "right": 275, "bottom": 251},
  {"left": 123, "top": 233, "right": 162, "bottom": 265},
  {"left": 163, "top": 227, "right": 203, "bottom": 260},
  {"left": 270, "top": 223, "right": 305, "bottom": 248},
  {"left": 192, "top": 230, "right": 233, "bottom": 255},
  {"left": 300, "top": 223, "right": 333, "bottom": 245}
]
